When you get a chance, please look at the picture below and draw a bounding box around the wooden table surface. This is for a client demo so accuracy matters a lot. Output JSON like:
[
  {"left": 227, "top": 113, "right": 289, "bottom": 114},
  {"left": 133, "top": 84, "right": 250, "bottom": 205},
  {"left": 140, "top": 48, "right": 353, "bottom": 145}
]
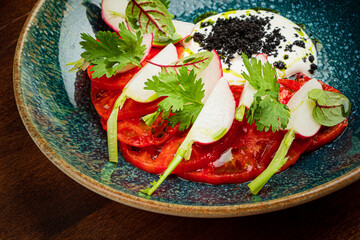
[{"left": 1, "top": 0, "right": 359, "bottom": 239}]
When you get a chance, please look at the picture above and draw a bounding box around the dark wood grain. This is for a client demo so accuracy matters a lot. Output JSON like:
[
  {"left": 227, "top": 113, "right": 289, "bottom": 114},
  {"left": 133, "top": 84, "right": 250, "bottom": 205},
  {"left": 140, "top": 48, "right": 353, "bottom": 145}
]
[{"left": 1, "top": 0, "right": 359, "bottom": 239}]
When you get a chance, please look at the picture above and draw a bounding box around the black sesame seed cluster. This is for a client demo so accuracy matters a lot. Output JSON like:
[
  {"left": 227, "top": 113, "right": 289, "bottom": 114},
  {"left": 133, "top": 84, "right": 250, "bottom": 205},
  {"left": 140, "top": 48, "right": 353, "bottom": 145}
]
[{"left": 193, "top": 14, "right": 286, "bottom": 69}]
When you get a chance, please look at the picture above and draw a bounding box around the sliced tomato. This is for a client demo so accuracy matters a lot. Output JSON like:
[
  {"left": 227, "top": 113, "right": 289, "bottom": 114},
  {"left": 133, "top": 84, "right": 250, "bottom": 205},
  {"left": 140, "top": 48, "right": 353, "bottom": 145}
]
[
  {"left": 279, "top": 137, "right": 312, "bottom": 171},
  {"left": 91, "top": 86, "right": 163, "bottom": 121},
  {"left": 101, "top": 114, "right": 179, "bottom": 147},
  {"left": 296, "top": 73, "right": 340, "bottom": 93},
  {"left": 88, "top": 44, "right": 184, "bottom": 91},
  {"left": 278, "top": 79, "right": 301, "bottom": 104},
  {"left": 278, "top": 79, "right": 301, "bottom": 91},
  {"left": 177, "top": 122, "right": 313, "bottom": 185},
  {"left": 230, "top": 85, "right": 244, "bottom": 106},
  {"left": 119, "top": 137, "right": 182, "bottom": 174},
  {"left": 176, "top": 122, "right": 284, "bottom": 184},
  {"left": 306, "top": 119, "right": 348, "bottom": 153},
  {"left": 119, "top": 121, "right": 241, "bottom": 174}
]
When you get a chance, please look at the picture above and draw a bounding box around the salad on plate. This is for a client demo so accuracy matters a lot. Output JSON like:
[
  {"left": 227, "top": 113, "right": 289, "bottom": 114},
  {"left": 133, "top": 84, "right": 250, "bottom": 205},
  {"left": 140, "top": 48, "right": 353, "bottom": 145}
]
[{"left": 68, "top": 0, "right": 351, "bottom": 196}]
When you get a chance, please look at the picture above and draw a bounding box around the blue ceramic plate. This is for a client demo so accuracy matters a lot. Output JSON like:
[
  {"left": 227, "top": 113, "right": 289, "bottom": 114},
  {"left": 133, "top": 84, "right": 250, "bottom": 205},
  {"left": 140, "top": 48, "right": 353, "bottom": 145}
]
[{"left": 14, "top": 0, "right": 360, "bottom": 217}]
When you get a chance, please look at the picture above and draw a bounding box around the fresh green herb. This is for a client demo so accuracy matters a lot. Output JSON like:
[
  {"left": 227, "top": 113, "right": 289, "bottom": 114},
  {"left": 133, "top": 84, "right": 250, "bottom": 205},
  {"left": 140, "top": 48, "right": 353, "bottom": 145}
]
[
  {"left": 250, "top": 7, "right": 279, "bottom": 14},
  {"left": 144, "top": 67, "right": 205, "bottom": 131},
  {"left": 125, "top": 0, "right": 181, "bottom": 45},
  {"left": 159, "top": 0, "right": 171, "bottom": 8},
  {"left": 142, "top": 111, "right": 161, "bottom": 126},
  {"left": 193, "top": 11, "right": 218, "bottom": 24},
  {"left": 79, "top": 23, "right": 146, "bottom": 78},
  {"left": 143, "top": 52, "right": 212, "bottom": 126},
  {"left": 66, "top": 58, "right": 89, "bottom": 72},
  {"left": 308, "top": 89, "right": 351, "bottom": 127},
  {"left": 241, "top": 53, "right": 290, "bottom": 132}
]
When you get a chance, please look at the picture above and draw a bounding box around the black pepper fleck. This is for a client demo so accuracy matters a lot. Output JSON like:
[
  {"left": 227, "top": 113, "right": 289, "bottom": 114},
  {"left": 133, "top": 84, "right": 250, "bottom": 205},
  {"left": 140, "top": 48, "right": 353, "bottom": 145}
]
[
  {"left": 285, "top": 44, "right": 293, "bottom": 52},
  {"left": 200, "top": 21, "right": 211, "bottom": 28},
  {"left": 293, "top": 40, "right": 305, "bottom": 48},
  {"left": 309, "top": 63, "right": 318, "bottom": 74},
  {"left": 274, "top": 60, "right": 286, "bottom": 70},
  {"left": 192, "top": 15, "right": 285, "bottom": 68},
  {"left": 308, "top": 54, "right": 315, "bottom": 63}
]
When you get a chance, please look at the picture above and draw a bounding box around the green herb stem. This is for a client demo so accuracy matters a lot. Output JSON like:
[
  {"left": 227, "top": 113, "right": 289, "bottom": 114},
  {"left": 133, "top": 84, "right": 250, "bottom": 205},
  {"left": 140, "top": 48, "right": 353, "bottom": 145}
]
[
  {"left": 235, "top": 104, "right": 246, "bottom": 121},
  {"left": 141, "top": 138, "right": 193, "bottom": 195},
  {"left": 248, "top": 129, "right": 296, "bottom": 194},
  {"left": 107, "top": 93, "right": 127, "bottom": 163},
  {"left": 142, "top": 111, "right": 161, "bottom": 126}
]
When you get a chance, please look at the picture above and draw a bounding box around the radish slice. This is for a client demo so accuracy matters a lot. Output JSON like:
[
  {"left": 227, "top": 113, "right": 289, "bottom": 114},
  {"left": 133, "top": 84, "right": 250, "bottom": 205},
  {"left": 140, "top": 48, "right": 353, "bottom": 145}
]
[
  {"left": 255, "top": 53, "right": 268, "bottom": 64},
  {"left": 116, "top": 33, "right": 153, "bottom": 74},
  {"left": 197, "top": 50, "right": 223, "bottom": 102},
  {"left": 124, "top": 43, "right": 179, "bottom": 102},
  {"left": 286, "top": 79, "right": 322, "bottom": 137},
  {"left": 190, "top": 77, "right": 236, "bottom": 144},
  {"left": 172, "top": 20, "right": 194, "bottom": 42},
  {"left": 101, "top": 0, "right": 128, "bottom": 32},
  {"left": 238, "top": 81, "right": 257, "bottom": 109}
]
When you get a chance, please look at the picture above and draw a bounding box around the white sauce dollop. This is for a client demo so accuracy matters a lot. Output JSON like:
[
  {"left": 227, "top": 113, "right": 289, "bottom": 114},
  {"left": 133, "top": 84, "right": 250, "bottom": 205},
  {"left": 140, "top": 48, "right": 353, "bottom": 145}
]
[{"left": 184, "top": 10, "right": 317, "bottom": 85}]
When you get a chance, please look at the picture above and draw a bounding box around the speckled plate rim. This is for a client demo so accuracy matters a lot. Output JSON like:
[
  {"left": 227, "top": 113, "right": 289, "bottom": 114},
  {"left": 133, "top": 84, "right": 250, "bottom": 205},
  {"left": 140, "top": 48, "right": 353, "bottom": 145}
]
[{"left": 13, "top": 0, "right": 360, "bottom": 218}]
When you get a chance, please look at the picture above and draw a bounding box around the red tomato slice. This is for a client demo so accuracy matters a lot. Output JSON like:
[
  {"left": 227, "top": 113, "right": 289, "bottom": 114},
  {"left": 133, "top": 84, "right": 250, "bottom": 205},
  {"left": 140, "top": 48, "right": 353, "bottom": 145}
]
[
  {"left": 91, "top": 86, "right": 163, "bottom": 121},
  {"left": 119, "top": 137, "right": 182, "bottom": 174},
  {"left": 177, "top": 122, "right": 312, "bottom": 184},
  {"left": 119, "top": 121, "right": 241, "bottom": 174},
  {"left": 88, "top": 44, "right": 184, "bottom": 91},
  {"left": 278, "top": 79, "right": 301, "bottom": 104},
  {"left": 278, "top": 79, "right": 301, "bottom": 91},
  {"left": 306, "top": 119, "right": 348, "bottom": 153},
  {"left": 230, "top": 85, "right": 244, "bottom": 106},
  {"left": 116, "top": 83, "right": 243, "bottom": 173},
  {"left": 101, "top": 115, "right": 179, "bottom": 147}
]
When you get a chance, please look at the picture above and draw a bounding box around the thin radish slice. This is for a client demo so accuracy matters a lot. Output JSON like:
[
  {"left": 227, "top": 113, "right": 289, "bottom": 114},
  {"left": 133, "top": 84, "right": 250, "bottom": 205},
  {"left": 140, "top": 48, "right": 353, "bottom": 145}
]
[
  {"left": 101, "top": 0, "right": 129, "bottom": 32},
  {"left": 255, "top": 53, "right": 269, "bottom": 64},
  {"left": 197, "top": 50, "right": 223, "bottom": 102},
  {"left": 172, "top": 20, "right": 194, "bottom": 42},
  {"left": 190, "top": 77, "right": 236, "bottom": 144},
  {"left": 286, "top": 79, "right": 322, "bottom": 137},
  {"left": 124, "top": 43, "right": 178, "bottom": 102}
]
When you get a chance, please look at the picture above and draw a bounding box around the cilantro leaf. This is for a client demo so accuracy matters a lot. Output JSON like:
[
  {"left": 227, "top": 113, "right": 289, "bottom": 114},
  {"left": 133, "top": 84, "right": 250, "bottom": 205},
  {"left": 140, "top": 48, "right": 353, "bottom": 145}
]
[
  {"left": 250, "top": 95, "right": 290, "bottom": 132},
  {"left": 145, "top": 67, "right": 205, "bottom": 131},
  {"left": 242, "top": 53, "right": 290, "bottom": 132},
  {"left": 79, "top": 23, "right": 146, "bottom": 78}
]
